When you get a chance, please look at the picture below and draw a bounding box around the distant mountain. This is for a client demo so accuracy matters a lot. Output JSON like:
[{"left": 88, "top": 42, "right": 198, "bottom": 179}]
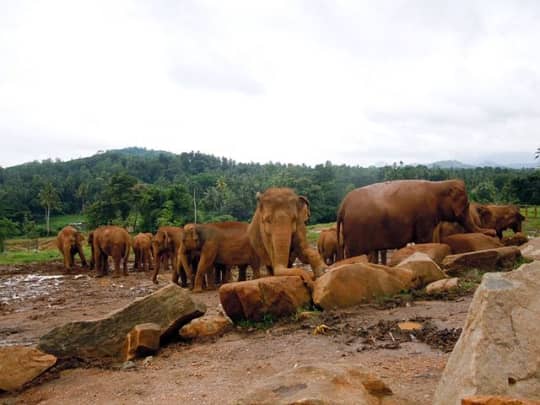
[
  {"left": 428, "top": 159, "right": 537, "bottom": 169},
  {"left": 428, "top": 160, "right": 475, "bottom": 169}
]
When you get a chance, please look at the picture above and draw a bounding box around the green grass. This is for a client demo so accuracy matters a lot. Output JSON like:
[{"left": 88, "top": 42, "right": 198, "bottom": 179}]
[
  {"left": 307, "top": 222, "right": 336, "bottom": 244},
  {"left": 236, "top": 314, "right": 275, "bottom": 330},
  {"left": 47, "top": 214, "right": 87, "bottom": 232},
  {"left": 0, "top": 249, "right": 61, "bottom": 265},
  {"left": 521, "top": 206, "right": 540, "bottom": 237}
]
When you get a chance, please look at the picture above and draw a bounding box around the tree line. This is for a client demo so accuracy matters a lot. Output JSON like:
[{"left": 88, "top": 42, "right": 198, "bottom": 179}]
[{"left": 0, "top": 147, "right": 538, "bottom": 247}]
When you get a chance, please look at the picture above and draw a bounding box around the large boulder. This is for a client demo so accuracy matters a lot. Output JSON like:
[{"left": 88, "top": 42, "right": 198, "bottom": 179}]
[
  {"left": 236, "top": 363, "right": 399, "bottom": 405},
  {"left": 329, "top": 255, "right": 369, "bottom": 268},
  {"left": 0, "top": 346, "right": 57, "bottom": 391},
  {"left": 313, "top": 263, "right": 413, "bottom": 310},
  {"left": 442, "top": 233, "right": 503, "bottom": 254},
  {"left": 443, "top": 247, "right": 522, "bottom": 275},
  {"left": 389, "top": 243, "right": 451, "bottom": 266},
  {"left": 520, "top": 237, "right": 540, "bottom": 260},
  {"left": 38, "top": 284, "right": 206, "bottom": 362},
  {"left": 179, "top": 315, "right": 233, "bottom": 340},
  {"left": 396, "top": 252, "right": 447, "bottom": 286},
  {"left": 461, "top": 395, "right": 540, "bottom": 405},
  {"left": 433, "top": 261, "right": 540, "bottom": 404},
  {"left": 219, "top": 276, "right": 311, "bottom": 322}
]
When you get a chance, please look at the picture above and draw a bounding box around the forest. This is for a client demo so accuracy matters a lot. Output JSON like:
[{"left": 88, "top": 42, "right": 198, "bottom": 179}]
[{"left": 0, "top": 147, "right": 538, "bottom": 243}]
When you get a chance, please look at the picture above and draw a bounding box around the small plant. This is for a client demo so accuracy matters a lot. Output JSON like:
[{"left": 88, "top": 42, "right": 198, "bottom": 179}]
[{"left": 237, "top": 313, "right": 275, "bottom": 330}]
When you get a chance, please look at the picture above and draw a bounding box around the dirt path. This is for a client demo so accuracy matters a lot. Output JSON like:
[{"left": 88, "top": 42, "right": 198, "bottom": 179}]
[{"left": 0, "top": 262, "right": 472, "bottom": 404}]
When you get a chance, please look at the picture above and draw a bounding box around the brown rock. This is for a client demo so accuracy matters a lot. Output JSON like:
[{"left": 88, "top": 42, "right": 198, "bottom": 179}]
[
  {"left": 124, "top": 323, "right": 161, "bottom": 361},
  {"left": 179, "top": 315, "right": 232, "bottom": 340},
  {"left": 0, "top": 346, "right": 57, "bottom": 391},
  {"left": 442, "top": 247, "right": 522, "bottom": 275},
  {"left": 329, "top": 255, "right": 369, "bottom": 268},
  {"left": 443, "top": 233, "right": 503, "bottom": 254},
  {"left": 462, "top": 395, "right": 540, "bottom": 405},
  {"left": 219, "top": 276, "right": 311, "bottom": 322},
  {"left": 396, "top": 252, "right": 447, "bottom": 287},
  {"left": 426, "top": 277, "right": 460, "bottom": 294},
  {"left": 389, "top": 243, "right": 451, "bottom": 266},
  {"left": 433, "top": 261, "right": 540, "bottom": 404},
  {"left": 520, "top": 237, "right": 540, "bottom": 260},
  {"left": 398, "top": 321, "right": 423, "bottom": 331},
  {"left": 236, "top": 363, "right": 399, "bottom": 405},
  {"left": 312, "top": 263, "right": 413, "bottom": 310},
  {"left": 502, "top": 233, "right": 529, "bottom": 247},
  {"left": 38, "top": 284, "right": 205, "bottom": 362}
]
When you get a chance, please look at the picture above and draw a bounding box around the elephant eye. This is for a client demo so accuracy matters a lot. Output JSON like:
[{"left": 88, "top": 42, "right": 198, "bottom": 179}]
[{"left": 263, "top": 215, "right": 272, "bottom": 224}]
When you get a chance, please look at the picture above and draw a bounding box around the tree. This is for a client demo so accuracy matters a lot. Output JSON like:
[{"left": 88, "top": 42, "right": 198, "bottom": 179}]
[
  {"left": 0, "top": 217, "right": 17, "bottom": 253},
  {"left": 38, "top": 182, "right": 61, "bottom": 235},
  {"left": 536, "top": 147, "right": 539, "bottom": 160}
]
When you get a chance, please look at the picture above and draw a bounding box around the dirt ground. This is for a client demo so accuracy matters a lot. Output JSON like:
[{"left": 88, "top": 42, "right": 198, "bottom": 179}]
[{"left": 0, "top": 261, "right": 472, "bottom": 405}]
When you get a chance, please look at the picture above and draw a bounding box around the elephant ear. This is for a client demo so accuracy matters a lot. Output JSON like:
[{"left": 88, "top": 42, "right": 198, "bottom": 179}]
[
  {"left": 298, "top": 196, "right": 311, "bottom": 223},
  {"left": 448, "top": 181, "right": 468, "bottom": 218}
]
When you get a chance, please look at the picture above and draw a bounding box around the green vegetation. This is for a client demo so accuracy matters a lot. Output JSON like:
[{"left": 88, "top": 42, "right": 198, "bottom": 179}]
[
  {"left": 0, "top": 249, "right": 60, "bottom": 265},
  {"left": 237, "top": 314, "right": 275, "bottom": 330},
  {"left": 0, "top": 147, "right": 539, "bottom": 238}
]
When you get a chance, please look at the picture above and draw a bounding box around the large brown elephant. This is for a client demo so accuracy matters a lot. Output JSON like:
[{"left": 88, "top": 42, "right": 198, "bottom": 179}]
[
  {"left": 470, "top": 203, "right": 525, "bottom": 238},
  {"left": 152, "top": 226, "right": 187, "bottom": 285},
  {"left": 181, "top": 221, "right": 260, "bottom": 293},
  {"left": 337, "top": 179, "right": 496, "bottom": 259},
  {"left": 247, "top": 187, "right": 326, "bottom": 288},
  {"left": 133, "top": 232, "right": 153, "bottom": 272},
  {"left": 56, "top": 225, "right": 88, "bottom": 270},
  {"left": 317, "top": 228, "right": 338, "bottom": 265},
  {"left": 91, "top": 225, "right": 131, "bottom": 277}
]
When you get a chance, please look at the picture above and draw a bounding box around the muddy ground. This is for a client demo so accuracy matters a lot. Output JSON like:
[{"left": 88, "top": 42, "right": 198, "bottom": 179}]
[{"left": 0, "top": 262, "right": 472, "bottom": 404}]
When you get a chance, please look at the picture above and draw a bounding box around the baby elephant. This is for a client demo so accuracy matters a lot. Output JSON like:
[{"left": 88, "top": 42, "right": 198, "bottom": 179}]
[
  {"left": 133, "top": 232, "right": 153, "bottom": 272},
  {"left": 56, "top": 225, "right": 88, "bottom": 271},
  {"left": 92, "top": 225, "right": 131, "bottom": 278}
]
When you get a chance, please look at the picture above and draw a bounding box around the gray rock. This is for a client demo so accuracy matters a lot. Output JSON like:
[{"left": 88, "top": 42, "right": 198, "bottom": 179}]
[
  {"left": 520, "top": 237, "right": 540, "bottom": 260},
  {"left": 433, "top": 261, "right": 540, "bottom": 404},
  {"left": 38, "top": 284, "right": 205, "bottom": 362}
]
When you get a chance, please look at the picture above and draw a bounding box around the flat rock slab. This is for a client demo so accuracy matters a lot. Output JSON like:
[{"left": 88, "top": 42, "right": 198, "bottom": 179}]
[
  {"left": 443, "top": 246, "right": 522, "bottom": 275},
  {"left": 219, "top": 276, "right": 311, "bottom": 322},
  {"left": 520, "top": 237, "right": 540, "bottom": 260},
  {"left": 426, "top": 277, "right": 460, "bottom": 294},
  {"left": 0, "top": 346, "right": 57, "bottom": 392},
  {"left": 389, "top": 243, "right": 451, "bottom": 266},
  {"left": 236, "top": 363, "right": 399, "bottom": 405},
  {"left": 433, "top": 261, "right": 540, "bottom": 404},
  {"left": 38, "top": 284, "right": 206, "bottom": 362},
  {"left": 179, "top": 315, "right": 233, "bottom": 340},
  {"left": 462, "top": 395, "right": 540, "bottom": 405},
  {"left": 313, "top": 263, "right": 413, "bottom": 310},
  {"left": 396, "top": 252, "right": 447, "bottom": 286}
]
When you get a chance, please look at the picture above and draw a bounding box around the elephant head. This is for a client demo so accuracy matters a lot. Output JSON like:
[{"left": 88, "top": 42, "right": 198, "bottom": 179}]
[
  {"left": 252, "top": 188, "right": 311, "bottom": 274},
  {"left": 182, "top": 224, "right": 200, "bottom": 251}
]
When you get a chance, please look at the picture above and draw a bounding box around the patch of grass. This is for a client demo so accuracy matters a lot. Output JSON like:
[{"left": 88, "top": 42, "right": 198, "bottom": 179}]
[
  {"left": 306, "top": 222, "right": 336, "bottom": 244},
  {"left": 236, "top": 314, "right": 275, "bottom": 330},
  {"left": 0, "top": 249, "right": 60, "bottom": 265},
  {"left": 520, "top": 206, "right": 540, "bottom": 237}
]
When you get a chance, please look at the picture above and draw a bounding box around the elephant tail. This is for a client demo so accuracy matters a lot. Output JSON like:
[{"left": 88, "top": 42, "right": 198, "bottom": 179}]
[{"left": 336, "top": 212, "right": 345, "bottom": 260}]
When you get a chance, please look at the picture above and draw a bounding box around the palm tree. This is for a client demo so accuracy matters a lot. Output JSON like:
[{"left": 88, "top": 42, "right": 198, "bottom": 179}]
[
  {"left": 536, "top": 147, "right": 540, "bottom": 159},
  {"left": 39, "top": 182, "right": 60, "bottom": 235}
]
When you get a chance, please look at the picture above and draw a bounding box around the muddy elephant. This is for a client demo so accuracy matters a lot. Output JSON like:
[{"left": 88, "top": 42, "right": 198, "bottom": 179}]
[
  {"left": 133, "top": 232, "right": 153, "bottom": 272},
  {"left": 470, "top": 203, "right": 525, "bottom": 238},
  {"left": 182, "top": 221, "right": 260, "bottom": 293},
  {"left": 337, "top": 179, "right": 496, "bottom": 259},
  {"left": 317, "top": 228, "right": 338, "bottom": 265},
  {"left": 56, "top": 225, "right": 88, "bottom": 270},
  {"left": 432, "top": 221, "right": 466, "bottom": 243},
  {"left": 247, "top": 187, "right": 326, "bottom": 288},
  {"left": 91, "top": 225, "right": 131, "bottom": 277},
  {"left": 152, "top": 226, "right": 188, "bottom": 286}
]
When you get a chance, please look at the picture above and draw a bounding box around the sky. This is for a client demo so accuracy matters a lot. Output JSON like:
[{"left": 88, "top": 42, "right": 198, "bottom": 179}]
[{"left": 1, "top": 0, "right": 539, "bottom": 168}]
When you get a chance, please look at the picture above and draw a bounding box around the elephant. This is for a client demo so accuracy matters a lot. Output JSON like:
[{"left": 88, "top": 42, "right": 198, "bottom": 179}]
[
  {"left": 133, "top": 232, "right": 153, "bottom": 272},
  {"left": 56, "top": 225, "right": 88, "bottom": 270},
  {"left": 317, "top": 228, "right": 338, "bottom": 265},
  {"left": 337, "top": 179, "right": 496, "bottom": 259},
  {"left": 151, "top": 226, "right": 188, "bottom": 286},
  {"left": 432, "top": 221, "right": 466, "bottom": 243},
  {"left": 470, "top": 203, "right": 525, "bottom": 239},
  {"left": 247, "top": 187, "right": 326, "bottom": 288},
  {"left": 181, "top": 221, "right": 260, "bottom": 293},
  {"left": 91, "top": 225, "right": 131, "bottom": 277}
]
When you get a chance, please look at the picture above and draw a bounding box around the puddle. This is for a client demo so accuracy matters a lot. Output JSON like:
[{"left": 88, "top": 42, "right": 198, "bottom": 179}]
[{"left": 0, "top": 274, "right": 66, "bottom": 304}]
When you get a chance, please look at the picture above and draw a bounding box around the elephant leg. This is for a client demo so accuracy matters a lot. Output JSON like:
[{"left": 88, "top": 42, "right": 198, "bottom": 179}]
[
  {"left": 152, "top": 253, "right": 162, "bottom": 284},
  {"left": 77, "top": 245, "right": 88, "bottom": 267},
  {"left": 252, "top": 265, "right": 261, "bottom": 279},
  {"left": 238, "top": 265, "right": 247, "bottom": 281},
  {"left": 112, "top": 254, "right": 122, "bottom": 278},
  {"left": 193, "top": 252, "right": 216, "bottom": 293},
  {"left": 96, "top": 252, "right": 106, "bottom": 277},
  {"left": 367, "top": 251, "right": 378, "bottom": 263},
  {"left": 62, "top": 248, "right": 70, "bottom": 270}
]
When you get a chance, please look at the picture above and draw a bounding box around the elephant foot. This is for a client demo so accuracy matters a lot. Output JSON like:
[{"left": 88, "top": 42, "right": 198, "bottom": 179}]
[
  {"left": 192, "top": 287, "right": 203, "bottom": 294},
  {"left": 95, "top": 273, "right": 106, "bottom": 278},
  {"left": 112, "top": 274, "right": 121, "bottom": 279},
  {"left": 152, "top": 278, "right": 158, "bottom": 284}
]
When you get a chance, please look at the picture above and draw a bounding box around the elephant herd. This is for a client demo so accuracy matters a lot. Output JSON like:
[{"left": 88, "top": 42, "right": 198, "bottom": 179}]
[{"left": 56, "top": 180, "right": 525, "bottom": 291}]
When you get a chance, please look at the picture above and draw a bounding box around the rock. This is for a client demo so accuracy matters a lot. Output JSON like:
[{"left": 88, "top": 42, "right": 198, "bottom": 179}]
[
  {"left": 461, "top": 395, "right": 540, "bottom": 405},
  {"left": 179, "top": 315, "right": 232, "bottom": 340},
  {"left": 219, "top": 276, "right": 311, "bottom": 322},
  {"left": 236, "top": 363, "right": 399, "bottom": 405},
  {"left": 520, "top": 237, "right": 540, "bottom": 260},
  {"left": 502, "top": 233, "right": 528, "bottom": 247},
  {"left": 38, "top": 284, "right": 205, "bottom": 362},
  {"left": 123, "top": 323, "right": 161, "bottom": 361},
  {"left": 396, "top": 252, "right": 447, "bottom": 287},
  {"left": 397, "top": 321, "right": 423, "bottom": 331},
  {"left": 121, "top": 361, "right": 136, "bottom": 370},
  {"left": 426, "top": 277, "right": 460, "bottom": 294},
  {"left": 312, "top": 263, "right": 413, "bottom": 310},
  {"left": 389, "top": 243, "right": 451, "bottom": 266},
  {"left": 442, "top": 247, "right": 522, "bottom": 275},
  {"left": 443, "top": 233, "right": 503, "bottom": 254},
  {"left": 433, "top": 261, "right": 540, "bottom": 404},
  {"left": 0, "top": 346, "right": 57, "bottom": 391},
  {"left": 329, "top": 255, "right": 369, "bottom": 268}
]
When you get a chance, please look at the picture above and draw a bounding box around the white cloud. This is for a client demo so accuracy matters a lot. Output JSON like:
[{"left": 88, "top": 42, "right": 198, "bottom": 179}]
[{"left": 0, "top": 0, "right": 538, "bottom": 168}]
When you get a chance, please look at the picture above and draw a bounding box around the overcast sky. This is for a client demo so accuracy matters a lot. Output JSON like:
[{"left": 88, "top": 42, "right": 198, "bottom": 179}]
[{"left": 1, "top": 0, "right": 539, "bottom": 168}]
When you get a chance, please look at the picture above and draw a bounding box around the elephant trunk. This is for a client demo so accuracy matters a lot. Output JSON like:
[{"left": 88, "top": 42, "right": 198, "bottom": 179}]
[
  {"left": 270, "top": 219, "right": 293, "bottom": 273},
  {"left": 461, "top": 204, "right": 496, "bottom": 236}
]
